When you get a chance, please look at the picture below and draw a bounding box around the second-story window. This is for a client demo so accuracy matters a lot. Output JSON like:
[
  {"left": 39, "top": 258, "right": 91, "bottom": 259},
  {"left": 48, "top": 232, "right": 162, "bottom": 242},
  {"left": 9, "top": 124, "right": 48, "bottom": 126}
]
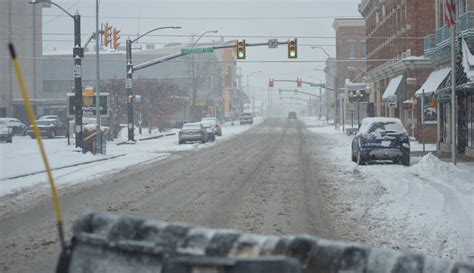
[
  {"left": 348, "top": 41, "right": 356, "bottom": 59},
  {"left": 361, "top": 42, "right": 367, "bottom": 58}
]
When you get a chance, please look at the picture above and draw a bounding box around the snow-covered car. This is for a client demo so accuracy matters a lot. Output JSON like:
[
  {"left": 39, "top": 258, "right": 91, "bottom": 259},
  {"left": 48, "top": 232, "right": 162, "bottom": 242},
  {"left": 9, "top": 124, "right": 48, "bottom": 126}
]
[
  {"left": 202, "top": 123, "right": 216, "bottom": 142},
  {"left": 239, "top": 113, "right": 253, "bottom": 125},
  {"left": 27, "top": 119, "right": 67, "bottom": 139},
  {"left": 0, "top": 122, "right": 13, "bottom": 143},
  {"left": 201, "top": 117, "right": 222, "bottom": 136},
  {"left": 178, "top": 123, "right": 208, "bottom": 144},
  {"left": 38, "top": 115, "right": 60, "bottom": 121},
  {"left": 351, "top": 117, "right": 410, "bottom": 166},
  {"left": 0, "top": 118, "right": 27, "bottom": 135}
]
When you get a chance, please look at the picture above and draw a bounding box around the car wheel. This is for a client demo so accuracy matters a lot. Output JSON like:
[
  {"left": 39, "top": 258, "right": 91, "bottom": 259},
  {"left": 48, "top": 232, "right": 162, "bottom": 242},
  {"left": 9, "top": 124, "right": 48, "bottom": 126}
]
[
  {"left": 357, "top": 150, "right": 366, "bottom": 165},
  {"left": 50, "top": 131, "right": 56, "bottom": 139},
  {"left": 30, "top": 135, "right": 36, "bottom": 139},
  {"left": 401, "top": 155, "right": 410, "bottom": 166},
  {"left": 7, "top": 138, "right": 12, "bottom": 143},
  {"left": 201, "top": 138, "right": 206, "bottom": 143},
  {"left": 351, "top": 150, "right": 357, "bottom": 162}
]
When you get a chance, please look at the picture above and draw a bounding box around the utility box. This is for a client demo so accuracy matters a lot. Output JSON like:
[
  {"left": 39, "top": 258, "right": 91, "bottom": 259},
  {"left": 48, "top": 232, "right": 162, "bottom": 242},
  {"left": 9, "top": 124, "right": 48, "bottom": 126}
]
[{"left": 83, "top": 125, "right": 109, "bottom": 155}]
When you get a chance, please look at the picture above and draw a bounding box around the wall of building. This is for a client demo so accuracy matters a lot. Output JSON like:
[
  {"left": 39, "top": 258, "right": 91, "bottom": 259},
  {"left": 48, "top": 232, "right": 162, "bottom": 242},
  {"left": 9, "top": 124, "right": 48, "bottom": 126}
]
[{"left": 0, "top": 0, "right": 43, "bottom": 118}]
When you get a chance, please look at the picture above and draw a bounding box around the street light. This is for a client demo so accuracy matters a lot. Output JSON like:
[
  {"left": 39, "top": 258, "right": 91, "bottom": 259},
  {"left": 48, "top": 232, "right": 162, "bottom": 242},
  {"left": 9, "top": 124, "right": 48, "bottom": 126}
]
[
  {"left": 189, "top": 30, "right": 218, "bottom": 122},
  {"left": 126, "top": 26, "right": 181, "bottom": 142},
  {"left": 247, "top": 71, "right": 263, "bottom": 115},
  {"left": 312, "top": 46, "right": 338, "bottom": 128},
  {"left": 193, "top": 30, "right": 219, "bottom": 45},
  {"left": 30, "top": 0, "right": 84, "bottom": 150}
]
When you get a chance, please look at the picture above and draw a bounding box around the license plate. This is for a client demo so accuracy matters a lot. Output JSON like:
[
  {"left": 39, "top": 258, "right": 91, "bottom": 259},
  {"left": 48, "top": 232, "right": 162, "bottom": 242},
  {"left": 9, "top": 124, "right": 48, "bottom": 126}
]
[{"left": 382, "top": 141, "right": 391, "bottom": 146}]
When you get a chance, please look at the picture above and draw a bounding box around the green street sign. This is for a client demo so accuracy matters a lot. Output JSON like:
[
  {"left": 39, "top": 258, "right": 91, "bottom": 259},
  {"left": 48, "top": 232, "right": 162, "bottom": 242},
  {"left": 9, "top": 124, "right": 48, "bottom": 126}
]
[
  {"left": 181, "top": 47, "right": 214, "bottom": 55},
  {"left": 437, "top": 92, "right": 451, "bottom": 102},
  {"left": 310, "top": 83, "right": 325, "bottom": 88}
]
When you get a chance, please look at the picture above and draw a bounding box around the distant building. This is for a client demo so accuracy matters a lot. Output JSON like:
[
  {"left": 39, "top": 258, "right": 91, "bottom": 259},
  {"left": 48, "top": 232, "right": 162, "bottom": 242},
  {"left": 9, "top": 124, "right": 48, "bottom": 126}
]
[
  {"left": 332, "top": 18, "right": 367, "bottom": 127},
  {"left": 41, "top": 43, "right": 236, "bottom": 123},
  {"left": 359, "top": 0, "right": 436, "bottom": 142},
  {"left": 0, "top": 0, "right": 43, "bottom": 120}
]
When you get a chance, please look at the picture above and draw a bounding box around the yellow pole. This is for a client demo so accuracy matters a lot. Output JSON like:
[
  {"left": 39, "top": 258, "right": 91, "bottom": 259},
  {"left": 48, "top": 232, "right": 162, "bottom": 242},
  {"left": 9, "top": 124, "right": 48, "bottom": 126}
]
[{"left": 8, "top": 43, "right": 65, "bottom": 248}]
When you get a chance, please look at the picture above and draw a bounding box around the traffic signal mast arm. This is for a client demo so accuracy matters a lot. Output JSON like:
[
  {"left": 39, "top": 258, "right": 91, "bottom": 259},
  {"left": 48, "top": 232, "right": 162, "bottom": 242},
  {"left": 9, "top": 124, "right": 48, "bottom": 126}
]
[
  {"left": 134, "top": 40, "right": 292, "bottom": 72},
  {"left": 272, "top": 79, "right": 335, "bottom": 92},
  {"left": 278, "top": 89, "right": 321, "bottom": 97},
  {"left": 279, "top": 96, "right": 311, "bottom": 103}
]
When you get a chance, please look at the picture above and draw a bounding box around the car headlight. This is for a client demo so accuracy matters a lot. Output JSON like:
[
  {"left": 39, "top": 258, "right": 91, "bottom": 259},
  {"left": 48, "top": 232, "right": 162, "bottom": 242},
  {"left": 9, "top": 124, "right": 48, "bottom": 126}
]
[{"left": 402, "top": 143, "right": 410, "bottom": 149}]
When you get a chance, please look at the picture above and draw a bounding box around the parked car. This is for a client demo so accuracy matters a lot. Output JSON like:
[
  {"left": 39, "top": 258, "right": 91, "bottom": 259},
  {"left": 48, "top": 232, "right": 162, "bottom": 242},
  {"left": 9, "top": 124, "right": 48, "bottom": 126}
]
[
  {"left": 27, "top": 119, "right": 68, "bottom": 139},
  {"left": 0, "top": 122, "right": 13, "bottom": 143},
  {"left": 202, "top": 123, "right": 216, "bottom": 142},
  {"left": 178, "top": 123, "right": 208, "bottom": 144},
  {"left": 201, "top": 117, "right": 222, "bottom": 136},
  {"left": 38, "top": 115, "right": 60, "bottom": 121},
  {"left": 239, "top": 112, "right": 253, "bottom": 125},
  {"left": 288, "top": 111, "right": 297, "bottom": 119},
  {"left": 351, "top": 117, "right": 410, "bottom": 166},
  {"left": 0, "top": 118, "right": 27, "bottom": 135}
]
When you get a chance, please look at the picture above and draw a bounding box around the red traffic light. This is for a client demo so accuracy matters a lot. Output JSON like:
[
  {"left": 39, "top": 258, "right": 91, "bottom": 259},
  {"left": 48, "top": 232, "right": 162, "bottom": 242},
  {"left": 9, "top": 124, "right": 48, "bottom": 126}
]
[
  {"left": 269, "top": 78, "right": 274, "bottom": 87},
  {"left": 296, "top": 77, "right": 303, "bottom": 87}
]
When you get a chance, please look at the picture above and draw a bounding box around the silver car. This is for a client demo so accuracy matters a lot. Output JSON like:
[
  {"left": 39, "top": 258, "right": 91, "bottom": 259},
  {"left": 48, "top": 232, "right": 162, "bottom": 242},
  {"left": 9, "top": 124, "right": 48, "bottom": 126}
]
[
  {"left": 201, "top": 117, "right": 222, "bottom": 136},
  {"left": 0, "top": 122, "right": 13, "bottom": 143},
  {"left": 178, "top": 123, "right": 208, "bottom": 144}
]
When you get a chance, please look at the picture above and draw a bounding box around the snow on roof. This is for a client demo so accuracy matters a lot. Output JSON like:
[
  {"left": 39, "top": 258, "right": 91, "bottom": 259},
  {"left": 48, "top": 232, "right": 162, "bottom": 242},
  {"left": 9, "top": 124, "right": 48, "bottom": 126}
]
[
  {"left": 415, "top": 67, "right": 450, "bottom": 96},
  {"left": 382, "top": 75, "right": 403, "bottom": 100}
]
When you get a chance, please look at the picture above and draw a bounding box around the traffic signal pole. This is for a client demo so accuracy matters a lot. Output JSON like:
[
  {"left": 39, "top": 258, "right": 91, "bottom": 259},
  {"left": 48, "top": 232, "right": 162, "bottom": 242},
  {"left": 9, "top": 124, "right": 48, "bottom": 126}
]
[
  {"left": 73, "top": 12, "right": 84, "bottom": 150},
  {"left": 126, "top": 39, "right": 134, "bottom": 142}
]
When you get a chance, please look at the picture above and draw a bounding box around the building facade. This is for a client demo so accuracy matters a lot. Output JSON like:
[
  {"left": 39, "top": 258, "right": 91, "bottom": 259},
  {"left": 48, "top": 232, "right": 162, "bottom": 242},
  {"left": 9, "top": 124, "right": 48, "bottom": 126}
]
[
  {"left": 423, "top": 0, "right": 474, "bottom": 158},
  {"left": 0, "top": 0, "right": 43, "bottom": 119},
  {"left": 359, "top": 0, "right": 436, "bottom": 142},
  {"left": 331, "top": 18, "right": 368, "bottom": 128}
]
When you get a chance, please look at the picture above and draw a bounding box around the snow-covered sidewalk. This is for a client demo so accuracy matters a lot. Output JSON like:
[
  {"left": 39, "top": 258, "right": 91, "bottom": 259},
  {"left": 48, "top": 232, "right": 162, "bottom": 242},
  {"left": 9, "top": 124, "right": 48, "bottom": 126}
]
[
  {"left": 0, "top": 120, "right": 261, "bottom": 198},
  {"left": 302, "top": 117, "right": 474, "bottom": 262}
]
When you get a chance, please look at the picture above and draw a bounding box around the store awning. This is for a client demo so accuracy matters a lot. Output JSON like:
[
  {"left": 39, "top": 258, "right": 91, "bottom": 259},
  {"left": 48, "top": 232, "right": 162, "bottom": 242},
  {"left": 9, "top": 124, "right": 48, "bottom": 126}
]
[
  {"left": 415, "top": 67, "right": 450, "bottom": 96},
  {"left": 382, "top": 75, "right": 404, "bottom": 100}
]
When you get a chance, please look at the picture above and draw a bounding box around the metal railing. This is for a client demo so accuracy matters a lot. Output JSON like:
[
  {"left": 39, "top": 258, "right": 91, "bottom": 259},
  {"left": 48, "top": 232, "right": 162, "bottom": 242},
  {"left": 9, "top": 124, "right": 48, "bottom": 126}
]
[{"left": 424, "top": 12, "right": 474, "bottom": 60}]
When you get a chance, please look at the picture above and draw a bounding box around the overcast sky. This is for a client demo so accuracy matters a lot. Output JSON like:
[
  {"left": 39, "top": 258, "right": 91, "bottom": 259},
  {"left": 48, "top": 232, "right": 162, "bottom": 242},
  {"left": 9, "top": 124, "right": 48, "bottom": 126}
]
[{"left": 42, "top": 0, "right": 361, "bottom": 105}]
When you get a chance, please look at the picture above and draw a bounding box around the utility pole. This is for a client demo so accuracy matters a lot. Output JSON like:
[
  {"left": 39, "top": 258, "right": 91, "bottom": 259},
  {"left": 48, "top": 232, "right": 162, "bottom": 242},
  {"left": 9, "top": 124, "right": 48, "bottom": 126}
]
[
  {"left": 95, "top": 0, "right": 102, "bottom": 153},
  {"left": 73, "top": 12, "right": 84, "bottom": 150}
]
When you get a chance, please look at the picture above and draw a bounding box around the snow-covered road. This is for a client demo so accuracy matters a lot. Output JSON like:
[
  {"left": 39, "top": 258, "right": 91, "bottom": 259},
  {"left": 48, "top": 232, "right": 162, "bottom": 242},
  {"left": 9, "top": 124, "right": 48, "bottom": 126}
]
[
  {"left": 0, "top": 120, "right": 261, "bottom": 198},
  {"left": 303, "top": 117, "right": 474, "bottom": 262}
]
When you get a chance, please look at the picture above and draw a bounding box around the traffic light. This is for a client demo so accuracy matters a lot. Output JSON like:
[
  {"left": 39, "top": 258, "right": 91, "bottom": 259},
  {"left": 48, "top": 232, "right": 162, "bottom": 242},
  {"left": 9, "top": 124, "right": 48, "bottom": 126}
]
[
  {"left": 296, "top": 77, "right": 303, "bottom": 87},
  {"left": 236, "top": 40, "right": 246, "bottom": 59},
  {"left": 288, "top": 38, "right": 298, "bottom": 59},
  {"left": 112, "top": 27, "right": 121, "bottom": 49},
  {"left": 269, "top": 78, "right": 274, "bottom": 87},
  {"left": 103, "top": 22, "right": 112, "bottom": 47}
]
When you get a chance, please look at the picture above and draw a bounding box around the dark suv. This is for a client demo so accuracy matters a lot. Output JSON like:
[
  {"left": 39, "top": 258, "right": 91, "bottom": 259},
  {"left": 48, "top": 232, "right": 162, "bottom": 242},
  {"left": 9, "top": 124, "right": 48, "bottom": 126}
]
[
  {"left": 351, "top": 117, "right": 410, "bottom": 166},
  {"left": 239, "top": 113, "right": 253, "bottom": 125}
]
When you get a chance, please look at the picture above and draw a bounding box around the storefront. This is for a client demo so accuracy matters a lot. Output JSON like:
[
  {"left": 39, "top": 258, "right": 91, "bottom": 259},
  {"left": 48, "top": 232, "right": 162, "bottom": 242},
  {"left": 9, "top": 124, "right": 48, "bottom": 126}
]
[{"left": 435, "top": 38, "right": 474, "bottom": 158}]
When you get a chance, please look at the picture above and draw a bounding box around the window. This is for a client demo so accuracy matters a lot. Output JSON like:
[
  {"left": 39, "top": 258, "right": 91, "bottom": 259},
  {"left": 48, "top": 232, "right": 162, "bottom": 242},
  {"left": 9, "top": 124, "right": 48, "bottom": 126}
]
[
  {"left": 361, "top": 42, "right": 367, "bottom": 58},
  {"left": 347, "top": 42, "right": 356, "bottom": 59},
  {"left": 468, "top": 95, "right": 474, "bottom": 148}
]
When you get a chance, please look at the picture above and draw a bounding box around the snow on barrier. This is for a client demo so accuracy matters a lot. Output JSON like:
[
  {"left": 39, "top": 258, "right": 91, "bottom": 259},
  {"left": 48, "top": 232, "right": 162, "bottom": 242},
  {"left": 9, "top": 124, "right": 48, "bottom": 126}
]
[{"left": 61, "top": 213, "right": 474, "bottom": 273}]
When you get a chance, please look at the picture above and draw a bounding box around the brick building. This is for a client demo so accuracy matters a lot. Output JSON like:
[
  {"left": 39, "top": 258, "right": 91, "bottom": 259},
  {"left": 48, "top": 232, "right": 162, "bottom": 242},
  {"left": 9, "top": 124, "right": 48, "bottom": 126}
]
[
  {"left": 328, "top": 18, "right": 367, "bottom": 127},
  {"left": 359, "top": 0, "right": 436, "bottom": 142}
]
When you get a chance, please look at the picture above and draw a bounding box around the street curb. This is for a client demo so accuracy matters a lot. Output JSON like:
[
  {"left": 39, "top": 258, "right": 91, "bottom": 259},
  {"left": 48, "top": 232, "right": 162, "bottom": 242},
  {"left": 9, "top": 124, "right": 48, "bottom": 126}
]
[
  {"left": 1, "top": 154, "right": 126, "bottom": 181},
  {"left": 116, "top": 132, "right": 176, "bottom": 145}
]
